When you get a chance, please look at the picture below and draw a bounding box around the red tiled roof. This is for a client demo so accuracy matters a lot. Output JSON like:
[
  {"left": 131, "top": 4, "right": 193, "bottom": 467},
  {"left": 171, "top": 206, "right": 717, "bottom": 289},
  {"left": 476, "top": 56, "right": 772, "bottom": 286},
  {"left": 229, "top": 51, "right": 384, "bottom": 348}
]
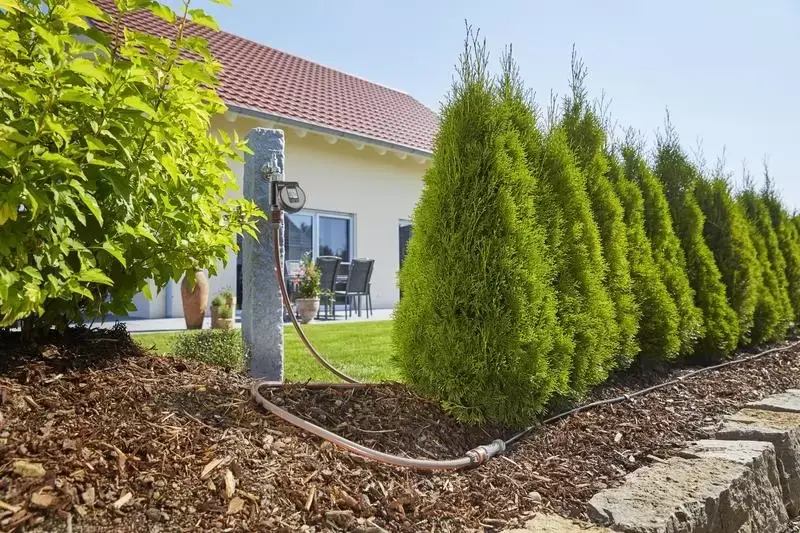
[{"left": 91, "top": 1, "right": 438, "bottom": 154}]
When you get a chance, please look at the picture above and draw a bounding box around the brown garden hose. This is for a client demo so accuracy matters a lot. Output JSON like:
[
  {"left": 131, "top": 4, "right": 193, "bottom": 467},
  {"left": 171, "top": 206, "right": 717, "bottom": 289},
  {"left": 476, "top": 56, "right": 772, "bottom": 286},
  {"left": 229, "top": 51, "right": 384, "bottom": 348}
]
[
  {"left": 251, "top": 216, "right": 800, "bottom": 470},
  {"left": 249, "top": 221, "right": 506, "bottom": 471}
]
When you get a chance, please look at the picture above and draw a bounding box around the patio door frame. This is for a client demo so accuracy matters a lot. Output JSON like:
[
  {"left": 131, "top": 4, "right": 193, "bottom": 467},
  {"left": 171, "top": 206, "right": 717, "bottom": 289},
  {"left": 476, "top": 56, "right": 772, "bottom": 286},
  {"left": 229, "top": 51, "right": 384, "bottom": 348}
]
[{"left": 288, "top": 209, "right": 356, "bottom": 263}]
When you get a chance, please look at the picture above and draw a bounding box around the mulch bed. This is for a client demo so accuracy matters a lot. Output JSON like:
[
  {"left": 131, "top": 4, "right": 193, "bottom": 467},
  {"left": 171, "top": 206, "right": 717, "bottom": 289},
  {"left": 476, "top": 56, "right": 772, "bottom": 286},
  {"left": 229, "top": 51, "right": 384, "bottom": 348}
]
[{"left": 2, "top": 326, "right": 800, "bottom": 532}]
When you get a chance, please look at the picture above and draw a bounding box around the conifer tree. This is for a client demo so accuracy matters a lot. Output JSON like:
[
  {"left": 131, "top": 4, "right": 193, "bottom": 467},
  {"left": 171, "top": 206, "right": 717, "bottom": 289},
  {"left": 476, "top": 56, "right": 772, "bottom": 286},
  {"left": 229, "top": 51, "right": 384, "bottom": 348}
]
[
  {"left": 654, "top": 124, "right": 739, "bottom": 359},
  {"left": 694, "top": 168, "right": 762, "bottom": 345},
  {"left": 612, "top": 148, "right": 681, "bottom": 362},
  {"left": 739, "top": 184, "right": 793, "bottom": 342},
  {"left": 532, "top": 127, "right": 618, "bottom": 394},
  {"left": 762, "top": 170, "right": 800, "bottom": 322},
  {"left": 496, "top": 50, "right": 573, "bottom": 392},
  {"left": 560, "top": 54, "right": 639, "bottom": 367},
  {"left": 623, "top": 147, "right": 704, "bottom": 356},
  {"left": 393, "top": 32, "right": 562, "bottom": 424}
]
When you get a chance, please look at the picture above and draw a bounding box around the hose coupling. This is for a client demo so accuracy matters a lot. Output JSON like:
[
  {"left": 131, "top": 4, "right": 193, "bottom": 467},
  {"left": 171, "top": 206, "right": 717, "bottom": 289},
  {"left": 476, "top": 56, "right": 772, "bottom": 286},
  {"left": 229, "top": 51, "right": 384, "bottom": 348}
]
[{"left": 466, "top": 439, "right": 506, "bottom": 467}]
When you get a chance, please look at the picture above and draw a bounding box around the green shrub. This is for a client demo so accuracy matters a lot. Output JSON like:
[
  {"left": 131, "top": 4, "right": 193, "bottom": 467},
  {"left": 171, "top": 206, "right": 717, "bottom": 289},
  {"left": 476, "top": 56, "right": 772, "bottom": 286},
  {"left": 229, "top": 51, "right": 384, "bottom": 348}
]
[
  {"left": 655, "top": 133, "right": 738, "bottom": 359},
  {"left": 0, "top": 0, "right": 261, "bottom": 332},
  {"left": 172, "top": 329, "right": 245, "bottom": 370},
  {"left": 611, "top": 151, "right": 680, "bottom": 362},
  {"left": 393, "top": 35, "right": 562, "bottom": 424},
  {"left": 560, "top": 63, "right": 639, "bottom": 367},
  {"left": 623, "top": 148, "right": 703, "bottom": 356},
  {"left": 762, "top": 176, "right": 800, "bottom": 323},
  {"left": 694, "top": 176, "right": 762, "bottom": 345},
  {"left": 739, "top": 188, "right": 793, "bottom": 341},
  {"left": 533, "top": 127, "right": 617, "bottom": 394}
]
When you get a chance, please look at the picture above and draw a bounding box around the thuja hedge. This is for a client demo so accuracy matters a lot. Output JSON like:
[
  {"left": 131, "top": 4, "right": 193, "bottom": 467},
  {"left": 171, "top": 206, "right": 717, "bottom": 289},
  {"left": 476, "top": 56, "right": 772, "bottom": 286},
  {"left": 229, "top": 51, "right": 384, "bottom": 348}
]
[
  {"left": 393, "top": 36, "right": 563, "bottom": 424},
  {"left": 612, "top": 151, "right": 681, "bottom": 363},
  {"left": 623, "top": 147, "right": 704, "bottom": 357},
  {"left": 561, "top": 70, "right": 639, "bottom": 369},
  {"left": 655, "top": 134, "right": 739, "bottom": 359},
  {"left": 395, "top": 40, "right": 799, "bottom": 424},
  {"left": 695, "top": 175, "right": 762, "bottom": 346}
]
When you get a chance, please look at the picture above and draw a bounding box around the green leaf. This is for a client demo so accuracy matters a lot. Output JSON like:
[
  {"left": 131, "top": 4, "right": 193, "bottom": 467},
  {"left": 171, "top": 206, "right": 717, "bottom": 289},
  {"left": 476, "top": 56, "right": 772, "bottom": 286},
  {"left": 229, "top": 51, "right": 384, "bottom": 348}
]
[
  {"left": 79, "top": 192, "right": 103, "bottom": 225},
  {"left": 148, "top": 3, "right": 176, "bottom": 23},
  {"left": 188, "top": 9, "right": 219, "bottom": 31},
  {"left": 77, "top": 268, "right": 114, "bottom": 286},
  {"left": 44, "top": 116, "right": 70, "bottom": 144},
  {"left": 85, "top": 135, "right": 108, "bottom": 151},
  {"left": 0, "top": 80, "right": 40, "bottom": 105},
  {"left": 102, "top": 241, "right": 126, "bottom": 267},
  {"left": 70, "top": 284, "right": 94, "bottom": 299},
  {"left": 69, "top": 0, "right": 110, "bottom": 22},
  {"left": 161, "top": 153, "right": 180, "bottom": 183},
  {"left": 0, "top": 124, "right": 29, "bottom": 144},
  {"left": 61, "top": 88, "right": 102, "bottom": 107},
  {"left": 141, "top": 282, "right": 153, "bottom": 300},
  {"left": 39, "top": 152, "right": 84, "bottom": 176},
  {"left": 210, "top": 0, "right": 233, "bottom": 5},
  {"left": 69, "top": 58, "right": 110, "bottom": 84},
  {"left": 0, "top": 203, "right": 19, "bottom": 225},
  {"left": 123, "top": 95, "right": 156, "bottom": 116},
  {"left": 22, "top": 266, "right": 43, "bottom": 281},
  {"left": 0, "top": 0, "right": 22, "bottom": 11}
]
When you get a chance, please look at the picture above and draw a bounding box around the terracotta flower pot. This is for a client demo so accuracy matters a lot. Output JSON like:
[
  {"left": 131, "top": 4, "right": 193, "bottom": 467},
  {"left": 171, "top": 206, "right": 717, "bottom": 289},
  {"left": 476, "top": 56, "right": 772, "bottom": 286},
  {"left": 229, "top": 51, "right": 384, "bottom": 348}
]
[
  {"left": 295, "top": 297, "right": 320, "bottom": 324},
  {"left": 181, "top": 270, "right": 208, "bottom": 329}
]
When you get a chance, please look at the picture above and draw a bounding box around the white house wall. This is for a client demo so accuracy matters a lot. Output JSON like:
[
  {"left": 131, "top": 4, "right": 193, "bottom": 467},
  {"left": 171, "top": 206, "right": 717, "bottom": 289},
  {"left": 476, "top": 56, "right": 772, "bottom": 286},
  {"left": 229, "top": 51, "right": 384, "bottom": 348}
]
[{"left": 131, "top": 115, "right": 428, "bottom": 318}]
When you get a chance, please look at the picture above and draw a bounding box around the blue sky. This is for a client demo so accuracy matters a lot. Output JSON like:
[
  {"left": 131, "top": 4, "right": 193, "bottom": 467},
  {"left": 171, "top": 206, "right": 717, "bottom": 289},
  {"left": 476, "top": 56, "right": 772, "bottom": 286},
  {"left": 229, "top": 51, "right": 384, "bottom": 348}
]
[{"left": 197, "top": 0, "right": 799, "bottom": 209}]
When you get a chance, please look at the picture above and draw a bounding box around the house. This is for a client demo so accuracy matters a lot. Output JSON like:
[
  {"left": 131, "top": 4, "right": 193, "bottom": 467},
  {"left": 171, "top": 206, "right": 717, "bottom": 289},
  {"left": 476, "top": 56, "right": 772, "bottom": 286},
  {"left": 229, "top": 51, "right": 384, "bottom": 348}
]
[{"left": 92, "top": 2, "right": 438, "bottom": 319}]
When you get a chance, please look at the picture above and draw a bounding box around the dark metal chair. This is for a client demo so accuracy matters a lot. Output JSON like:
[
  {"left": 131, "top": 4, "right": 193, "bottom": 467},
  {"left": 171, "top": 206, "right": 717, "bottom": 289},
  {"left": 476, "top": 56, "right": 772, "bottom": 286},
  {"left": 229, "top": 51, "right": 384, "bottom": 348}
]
[
  {"left": 335, "top": 259, "right": 374, "bottom": 318},
  {"left": 316, "top": 255, "right": 341, "bottom": 319}
]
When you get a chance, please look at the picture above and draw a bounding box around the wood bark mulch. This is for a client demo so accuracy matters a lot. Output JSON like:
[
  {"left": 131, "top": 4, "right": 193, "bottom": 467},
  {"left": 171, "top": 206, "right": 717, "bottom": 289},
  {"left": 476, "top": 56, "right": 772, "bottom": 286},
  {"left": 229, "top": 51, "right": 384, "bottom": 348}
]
[{"left": 1, "top": 326, "right": 799, "bottom": 532}]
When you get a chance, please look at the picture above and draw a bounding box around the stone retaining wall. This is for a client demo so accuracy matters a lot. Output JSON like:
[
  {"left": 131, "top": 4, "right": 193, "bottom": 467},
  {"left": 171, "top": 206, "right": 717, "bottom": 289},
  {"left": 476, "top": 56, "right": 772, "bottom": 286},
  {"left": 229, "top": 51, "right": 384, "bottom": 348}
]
[
  {"left": 586, "top": 389, "right": 800, "bottom": 533},
  {"left": 508, "top": 389, "right": 800, "bottom": 532}
]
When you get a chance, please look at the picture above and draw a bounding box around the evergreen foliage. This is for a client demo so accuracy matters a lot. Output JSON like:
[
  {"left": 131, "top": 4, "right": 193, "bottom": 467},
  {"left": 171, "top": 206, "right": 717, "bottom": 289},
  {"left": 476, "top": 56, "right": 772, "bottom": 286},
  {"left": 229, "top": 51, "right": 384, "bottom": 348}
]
[
  {"left": 610, "top": 151, "right": 681, "bottom": 362},
  {"left": 738, "top": 187, "right": 794, "bottom": 342},
  {"left": 654, "top": 126, "right": 739, "bottom": 359},
  {"left": 393, "top": 34, "right": 562, "bottom": 424},
  {"left": 496, "top": 51, "right": 573, "bottom": 392},
  {"left": 560, "top": 56, "right": 639, "bottom": 367},
  {"left": 534, "top": 126, "right": 618, "bottom": 395},
  {"left": 761, "top": 172, "right": 800, "bottom": 322},
  {"left": 694, "top": 174, "right": 762, "bottom": 345},
  {"left": 623, "top": 148, "right": 704, "bottom": 356}
]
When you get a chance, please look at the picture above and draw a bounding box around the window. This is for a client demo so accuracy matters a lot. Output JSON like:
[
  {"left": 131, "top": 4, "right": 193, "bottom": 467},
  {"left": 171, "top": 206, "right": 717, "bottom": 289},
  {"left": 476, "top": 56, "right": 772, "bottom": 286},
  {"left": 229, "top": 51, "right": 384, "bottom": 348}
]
[
  {"left": 236, "top": 210, "right": 354, "bottom": 309},
  {"left": 285, "top": 213, "right": 313, "bottom": 261},
  {"left": 399, "top": 220, "right": 412, "bottom": 299},
  {"left": 285, "top": 211, "right": 354, "bottom": 262},
  {"left": 399, "top": 220, "right": 412, "bottom": 269}
]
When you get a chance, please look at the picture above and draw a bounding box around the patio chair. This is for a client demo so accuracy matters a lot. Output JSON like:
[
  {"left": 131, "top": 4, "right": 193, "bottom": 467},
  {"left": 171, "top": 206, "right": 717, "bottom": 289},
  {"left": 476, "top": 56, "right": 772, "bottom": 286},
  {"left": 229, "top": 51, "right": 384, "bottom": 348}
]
[
  {"left": 335, "top": 258, "right": 374, "bottom": 319},
  {"left": 315, "top": 255, "right": 341, "bottom": 319}
]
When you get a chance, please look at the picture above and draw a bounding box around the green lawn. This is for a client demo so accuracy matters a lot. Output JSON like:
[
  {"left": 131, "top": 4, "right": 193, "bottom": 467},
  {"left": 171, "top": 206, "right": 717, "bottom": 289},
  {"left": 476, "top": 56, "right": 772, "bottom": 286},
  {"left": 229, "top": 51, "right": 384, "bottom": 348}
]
[{"left": 132, "top": 321, "right": 401, "bottom": 383}]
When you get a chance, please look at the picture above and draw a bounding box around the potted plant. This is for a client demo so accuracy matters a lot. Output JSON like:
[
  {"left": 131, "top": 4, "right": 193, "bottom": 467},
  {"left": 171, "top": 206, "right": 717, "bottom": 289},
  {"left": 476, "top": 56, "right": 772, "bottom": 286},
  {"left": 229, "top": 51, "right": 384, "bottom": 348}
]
[
  {"left": 294, "top": 252, "right": 321, "bottom": 324},
  {"left": 210, "top": 289, "right": 236, "bottom": 330},
  {"left": 181, "top": 268, "right": 209, "bottom": 329}
]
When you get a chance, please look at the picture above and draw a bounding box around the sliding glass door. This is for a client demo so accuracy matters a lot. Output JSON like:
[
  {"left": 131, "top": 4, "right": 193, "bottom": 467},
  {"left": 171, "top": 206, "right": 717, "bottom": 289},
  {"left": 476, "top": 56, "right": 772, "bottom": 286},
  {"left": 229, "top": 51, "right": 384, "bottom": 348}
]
[{"left": 284, "top": 211, "right": 354, "bottom": 262}]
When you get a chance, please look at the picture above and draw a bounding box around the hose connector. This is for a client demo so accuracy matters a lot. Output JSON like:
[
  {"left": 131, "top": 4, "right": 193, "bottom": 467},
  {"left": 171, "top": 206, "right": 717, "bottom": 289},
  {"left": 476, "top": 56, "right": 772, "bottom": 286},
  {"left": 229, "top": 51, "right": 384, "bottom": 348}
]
[{"left": 465, "top": 439, "right": 506, "bottom": 467}]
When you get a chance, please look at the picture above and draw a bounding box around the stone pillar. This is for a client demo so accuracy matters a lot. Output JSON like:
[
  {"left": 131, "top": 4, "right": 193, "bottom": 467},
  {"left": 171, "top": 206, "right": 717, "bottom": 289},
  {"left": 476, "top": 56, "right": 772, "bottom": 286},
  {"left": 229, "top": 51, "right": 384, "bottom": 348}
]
[{"left": 242, "top": 128, "right": 285, "bottom": 381}]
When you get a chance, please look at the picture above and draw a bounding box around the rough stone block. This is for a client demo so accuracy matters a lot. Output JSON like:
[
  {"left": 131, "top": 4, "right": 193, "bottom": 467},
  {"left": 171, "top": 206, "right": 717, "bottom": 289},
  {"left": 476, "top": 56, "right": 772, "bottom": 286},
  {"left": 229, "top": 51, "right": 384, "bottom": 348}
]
[
  {"left": 748, "top": 390, "right": 800, "bottom": 414},
  {"left": 716, "top": 408, "right": 800, "bottom": 516},
  {"left": 504, "top": 513, "right": 612, "bottom": 532},
  {"left": 588, "top": 439, "right": 787, "bottom": 533}
]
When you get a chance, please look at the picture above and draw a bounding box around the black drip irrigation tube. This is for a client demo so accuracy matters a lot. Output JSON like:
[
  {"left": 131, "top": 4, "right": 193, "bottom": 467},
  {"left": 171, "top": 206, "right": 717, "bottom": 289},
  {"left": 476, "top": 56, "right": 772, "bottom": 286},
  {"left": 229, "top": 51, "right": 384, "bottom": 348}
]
[{"left": 251, "top": 221, "right": 800, "bottom": 470}]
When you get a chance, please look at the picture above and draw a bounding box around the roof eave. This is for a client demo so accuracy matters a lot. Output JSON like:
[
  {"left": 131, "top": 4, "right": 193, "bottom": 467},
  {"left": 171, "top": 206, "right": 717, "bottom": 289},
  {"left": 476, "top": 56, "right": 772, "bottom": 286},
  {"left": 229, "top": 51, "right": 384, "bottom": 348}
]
[{"left": 225, "top": 103, "right": 434, "bottom": 159}]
